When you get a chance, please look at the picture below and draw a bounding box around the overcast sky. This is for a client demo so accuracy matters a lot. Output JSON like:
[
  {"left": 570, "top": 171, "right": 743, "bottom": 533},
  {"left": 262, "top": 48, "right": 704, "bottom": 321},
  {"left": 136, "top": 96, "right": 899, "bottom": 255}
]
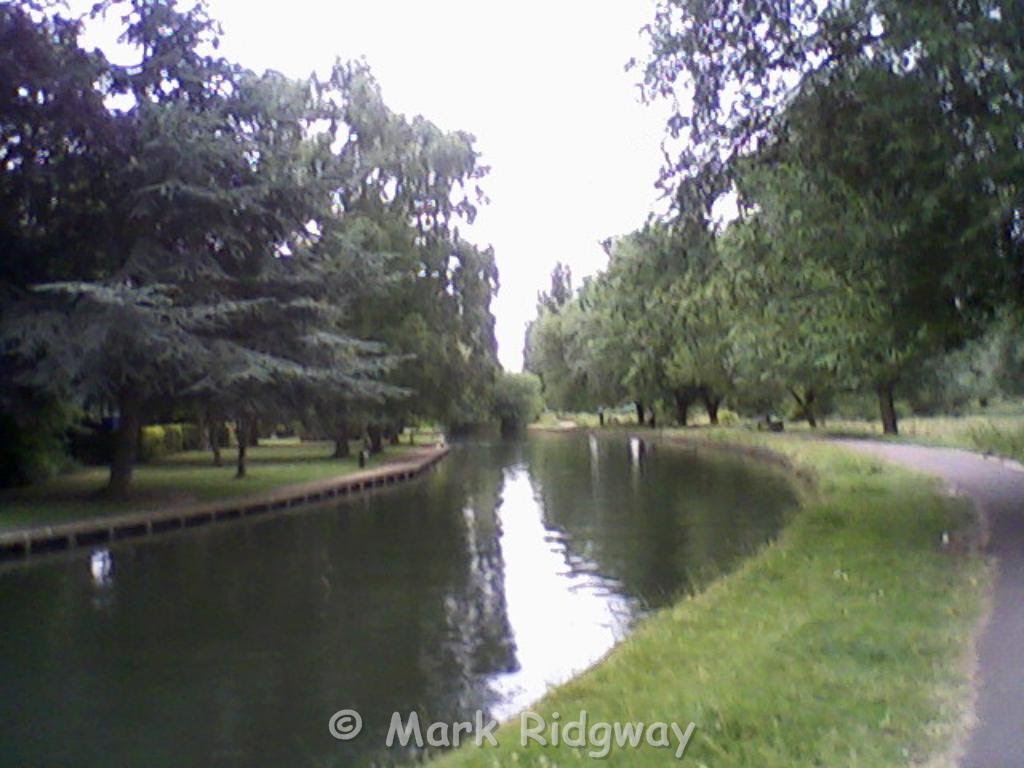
[{"left": 87, "top": 0, "right": 672, "bottom": 370}]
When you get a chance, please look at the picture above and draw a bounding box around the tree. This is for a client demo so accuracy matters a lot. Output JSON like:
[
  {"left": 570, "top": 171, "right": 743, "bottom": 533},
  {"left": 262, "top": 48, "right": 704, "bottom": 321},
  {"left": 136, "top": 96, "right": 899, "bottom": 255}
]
[
  {"left": 637, "top": 0, "right": 1023, "bottom": 218},
  {"left": 637, "top": 0, "right": 1023, "bottom": 433},
  {"left": 753, "top": 66, "right": 1002, "bottom": 432},
  {"left": 524, "top": 302, "right": 590, "bottom": 412},
  {"left": 537, "top": 262, "right": 573, "bottom": 313},
  {"left": 491, "top": 372, "right": 543, "bottom": 435},
  {"left": 1, "top": 1, "right": 499, "bottom": 493},
  {"left": 306, "top": 61, "right": 499, "bottom": 435},
  {"left": 717, "top": 214, "right": 841, "bottom": 427},
  {"left": 0, "top": 3, "right": 129, "bottom": 486}
]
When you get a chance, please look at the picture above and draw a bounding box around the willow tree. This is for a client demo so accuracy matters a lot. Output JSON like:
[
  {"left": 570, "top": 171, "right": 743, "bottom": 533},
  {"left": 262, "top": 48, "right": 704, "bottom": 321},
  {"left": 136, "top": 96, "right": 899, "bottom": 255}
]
[
  {"left": 741, "top": 66, "right": 1003, "bottom": 433},
  {"left": 638, "top": 0, "right": 1022, "bottom": 210},
  {"left": 638, "top": 0, "right": 1023, "bottom": 432},
  {"left": 307, "top": 61, "right": 499, "bottom": 436}
]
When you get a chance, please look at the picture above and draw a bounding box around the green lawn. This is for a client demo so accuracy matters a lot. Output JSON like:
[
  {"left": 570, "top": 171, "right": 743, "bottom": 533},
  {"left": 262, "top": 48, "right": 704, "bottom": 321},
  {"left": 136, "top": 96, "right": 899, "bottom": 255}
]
[
  {"left": 543, "top": 407, "right": 1024, "bottom": 464},
  {"left": 433, "top": 431, "right": 988, "bottom": 767},
  {"left": 0, "top": 437, "right": 433, "bottom": 532},
  {"left": 533, "top": 410, "right": 604, "bottom": 430},
  {"left": 787, "top": 413, "right": 1024, "bottom": 463}
]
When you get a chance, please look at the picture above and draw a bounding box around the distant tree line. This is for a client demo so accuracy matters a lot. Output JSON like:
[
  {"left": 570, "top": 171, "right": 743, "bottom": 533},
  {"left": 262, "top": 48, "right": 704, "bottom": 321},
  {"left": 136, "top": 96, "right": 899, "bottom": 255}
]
[
  {"left": 0, "top": 0, "right": 499, "bottom": 491},
  {"left": 527, "top": 0, "right": 1023, "bottom": 433}
]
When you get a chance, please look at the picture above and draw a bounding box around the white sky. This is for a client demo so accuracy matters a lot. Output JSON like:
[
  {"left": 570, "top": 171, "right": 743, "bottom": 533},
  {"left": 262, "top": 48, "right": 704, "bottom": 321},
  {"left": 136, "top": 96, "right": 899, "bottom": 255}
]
[{"left": 85, "top": 0, "right": 673, "bottom": 370}]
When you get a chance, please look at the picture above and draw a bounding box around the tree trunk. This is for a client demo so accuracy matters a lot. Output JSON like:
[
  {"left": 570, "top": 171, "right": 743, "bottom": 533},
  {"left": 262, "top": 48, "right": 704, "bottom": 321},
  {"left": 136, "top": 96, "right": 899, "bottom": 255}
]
[
  {"left": 197, "top": 410, "right": 210, "bottom": 451},
  {"left": 107, "top": 388, "right": 142, "bottom": 496},
  {"left": 634, "top": 401, "right": 645, "bottom": 425},
  {"left": 878, "top": 384, "right": 898, "bottom": 435},
  {"left": 390, "top": 423, "right": 403, "bottom": 446},
  {"left": 367, "top": 424, "right": 383, "bottom": 454},
  {"left": 789, "top": 387, "right": 818, "bottom": 428},
  {"left": 702, "top": 390, "right": 721, "bottom": 425},
  {"left": 248, "top": 418, "right": 260, "bottom": 448},
  {"left": 673, "top": 389, "right": 692, "bottom": 427},
  {"left": 599, "top": 410, "right": 605, "bottom": 427},
  {"left": 236, "top": 417, "right": 248, "bottom": 478},
  {"left": 804, "top": 388, "right": 817, "bottom": 428},
  {"left": 209, "top": 420, "right": 222, "bottom": 467},
  {"left": 333, "top": 425, "right": 350, "bottom": 458}
]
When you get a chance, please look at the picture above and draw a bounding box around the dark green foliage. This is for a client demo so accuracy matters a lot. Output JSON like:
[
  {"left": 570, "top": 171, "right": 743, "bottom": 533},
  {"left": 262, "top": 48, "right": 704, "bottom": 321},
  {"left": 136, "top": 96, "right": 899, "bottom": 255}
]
[
  {"left": 526, "top": 0, "right": 1023, "bottom": 432},
  {"left": 491, "top": 373, "right": 544, "bottom": 435},
  {"left": 638, "top": 0, "right": 1023, "bottom": 243},
  {"left": 138, "top": 424, "right": 202, "bottom": 463},
  {"left": 0, "top": 393, "right": 74, "bottom": 487},
  {"left": 0, "top": 3, "right": 126, "bottom": 291},
  {"left": 0, "top": 0, "right": 499, "bottom": 493}
]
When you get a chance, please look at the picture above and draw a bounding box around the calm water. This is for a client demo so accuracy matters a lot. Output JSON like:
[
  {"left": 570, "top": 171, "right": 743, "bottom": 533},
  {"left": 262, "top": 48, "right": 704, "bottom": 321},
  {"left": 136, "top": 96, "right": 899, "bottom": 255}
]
[{"left": 0, "top": 433, "right": 795, "bottom": 767}]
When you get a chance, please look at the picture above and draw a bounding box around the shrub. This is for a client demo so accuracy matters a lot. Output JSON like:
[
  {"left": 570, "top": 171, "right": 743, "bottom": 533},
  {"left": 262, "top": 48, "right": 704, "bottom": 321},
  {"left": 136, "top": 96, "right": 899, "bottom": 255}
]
[
  {"left": 0, "top": 399, "right": 74, "bottom": 487},
  {"left": 209, "top": 421, "right": 237, "bottom": 448},
  {"left": 164, "top": 425, "right": 183, "bottom": 453},
  {"left": 68, "top": 418, "right": 116, "bottom": 466},
  {"left": 717, "top": 408, "right": 741, "bottom": 426},
  {"left": 139, "top": 423, "right": 203, "bottom": 462},
  {"left": 492, "top": 372, "right": 544, "bottom": 435},
  {"left": 139, "top": 425, "right": 166, "bottom": 462},
  {"left": 181, "top": 423, "right": 201, "bottom": 450}
]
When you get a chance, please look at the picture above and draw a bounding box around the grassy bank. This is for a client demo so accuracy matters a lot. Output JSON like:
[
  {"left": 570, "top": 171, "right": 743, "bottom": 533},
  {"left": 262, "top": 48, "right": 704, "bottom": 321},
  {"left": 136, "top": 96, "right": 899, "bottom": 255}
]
[
  {"left": 539, "top": 407, "right": 1024, "bottom": 464},
  {"left": 0, "top": 438, "right": 433, "bottom": 532},
  {"left": 434, "top": 431, "right": 988, "bottom": 767},
  {"left": 787, "top": 414, "right": 1024, "bottom": 464}
]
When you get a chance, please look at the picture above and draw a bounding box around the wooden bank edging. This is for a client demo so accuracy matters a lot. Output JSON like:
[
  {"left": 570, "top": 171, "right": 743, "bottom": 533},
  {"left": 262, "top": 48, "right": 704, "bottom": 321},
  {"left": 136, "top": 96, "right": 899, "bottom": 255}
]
[{"left": 0, "top": 445, "right": 450, "bottom": 561}]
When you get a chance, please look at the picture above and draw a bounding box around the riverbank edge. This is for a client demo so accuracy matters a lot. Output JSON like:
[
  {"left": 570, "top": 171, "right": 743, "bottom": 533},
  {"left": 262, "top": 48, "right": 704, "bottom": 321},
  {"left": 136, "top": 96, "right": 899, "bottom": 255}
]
[
  {"left": 0, "top": 445, "right": 450, "bottom": 560},
  {"left": 531, "top": 417, "right": 1024, "bottom": 467},
  {"left": 432, "top": 430, "right": 988, "bottom": 767}
]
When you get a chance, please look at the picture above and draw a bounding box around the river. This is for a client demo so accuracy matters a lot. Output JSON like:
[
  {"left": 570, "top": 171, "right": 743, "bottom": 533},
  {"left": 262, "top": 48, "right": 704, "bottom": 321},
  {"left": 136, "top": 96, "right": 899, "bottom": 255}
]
[{"left": 0, "top": 432, "right": 796, "bottom": 767}]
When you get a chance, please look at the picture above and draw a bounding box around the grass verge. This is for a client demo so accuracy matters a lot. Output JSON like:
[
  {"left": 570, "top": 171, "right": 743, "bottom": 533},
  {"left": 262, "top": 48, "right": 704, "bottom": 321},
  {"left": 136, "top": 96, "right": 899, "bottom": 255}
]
[
  {"left": 785, "top": 415, "right": 1024, "bottom": 464},
  {"left": 538, "top": 408, "right": 1024, "bottom": 464},
  {"left": 433, "top": 431, "right": 988, "bottom": 767},
  {"left": 0, "top": 438, "right": 434, "bottom": 532}
]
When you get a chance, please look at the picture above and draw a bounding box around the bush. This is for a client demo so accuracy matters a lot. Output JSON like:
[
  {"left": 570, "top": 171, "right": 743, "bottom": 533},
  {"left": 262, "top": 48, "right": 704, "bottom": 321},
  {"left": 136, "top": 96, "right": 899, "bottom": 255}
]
[
  {"left": 492, "top": 372, "right": 544, "bottom": 435},
  {"left": 139, "top": 425, "right": 166, "bottom": 462},
  {"left": 273, "top": 421, "right": 302, "bottom": 438},
  {"left": 181, "top": 423, "right": 201, "bottom": 450},
  {"left": 209, "top": 421, "right": 237, "bottom": 449},
  {"left": 68, "top": 418, "right": 115, "bottom": 466},
  {"left": 717, "top": 408, "right": 741, "bottom": 426},
  {"left": 139, "top": 423, "right": 202, "bottom": 462},
  {"left": 0, "top": 398, "right": 75, "bottom": 487}
]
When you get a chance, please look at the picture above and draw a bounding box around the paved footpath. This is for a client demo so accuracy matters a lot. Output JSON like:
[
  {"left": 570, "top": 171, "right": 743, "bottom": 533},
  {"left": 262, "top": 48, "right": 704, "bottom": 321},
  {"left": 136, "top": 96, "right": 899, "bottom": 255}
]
[{"left": 836, "top": 440, "right": 1024, "bottom": 768}]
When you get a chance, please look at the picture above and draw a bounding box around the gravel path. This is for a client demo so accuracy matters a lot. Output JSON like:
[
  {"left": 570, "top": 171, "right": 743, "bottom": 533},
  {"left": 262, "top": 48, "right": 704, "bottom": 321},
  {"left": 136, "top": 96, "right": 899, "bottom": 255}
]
[{"left": 836, "top": 440, "right": 1024, "bottom": 768}]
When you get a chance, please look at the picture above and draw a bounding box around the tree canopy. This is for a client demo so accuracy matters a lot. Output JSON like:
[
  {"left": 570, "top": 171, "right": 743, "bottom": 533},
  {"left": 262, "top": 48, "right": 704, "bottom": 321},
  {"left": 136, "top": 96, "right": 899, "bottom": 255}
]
[
  {"left": 0, "top": 0, "right": 499, "bottom": 491},
  {"left": 528, "top": 0, "right": 1022, "bottom": 433}
]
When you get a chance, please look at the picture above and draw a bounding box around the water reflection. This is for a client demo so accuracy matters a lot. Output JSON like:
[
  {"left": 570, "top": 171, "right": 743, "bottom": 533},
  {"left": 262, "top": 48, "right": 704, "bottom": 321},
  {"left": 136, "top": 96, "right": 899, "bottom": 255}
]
[
  {"left": 89, "top": 549, "right": 112, "bottom": 588},
  {"left": 489, "top": 468, "right": 632, "bottom": 720},
  {"left": 0, "top": 433, "right": 796, "bottom": 768},
  {"left": 628, "top": 435, "right": 649, "bottom": 465},
  {"left": 588, "top": 433, "right": 601, "bottom": 485}
]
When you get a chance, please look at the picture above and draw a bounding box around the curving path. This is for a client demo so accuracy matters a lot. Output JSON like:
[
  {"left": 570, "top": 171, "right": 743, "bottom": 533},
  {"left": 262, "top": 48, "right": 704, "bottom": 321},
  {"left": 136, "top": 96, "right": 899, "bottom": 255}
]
[{"left": 835, "top": 440, "right": 1024, "bottom": 768}]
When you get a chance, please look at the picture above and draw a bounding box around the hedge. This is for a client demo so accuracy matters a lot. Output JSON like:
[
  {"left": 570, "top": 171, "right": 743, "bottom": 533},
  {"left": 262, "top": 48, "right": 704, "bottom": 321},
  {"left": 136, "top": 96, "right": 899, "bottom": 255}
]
[{"left": 139, "top": 423, "right": 203, "bottom": 462}]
